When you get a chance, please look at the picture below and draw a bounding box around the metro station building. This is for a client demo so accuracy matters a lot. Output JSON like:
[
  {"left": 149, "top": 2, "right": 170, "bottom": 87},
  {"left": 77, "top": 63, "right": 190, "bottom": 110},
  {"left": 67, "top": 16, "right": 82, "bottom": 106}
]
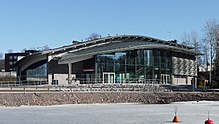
[{"left": 15, "top": 35, "right": 201, "bottom": 85}]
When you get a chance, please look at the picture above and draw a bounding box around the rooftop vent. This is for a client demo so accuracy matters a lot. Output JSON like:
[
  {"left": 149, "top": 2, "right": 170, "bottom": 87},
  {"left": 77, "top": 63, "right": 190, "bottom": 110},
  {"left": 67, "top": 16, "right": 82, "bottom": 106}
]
[
  {"left": 169, "top": 40, "right": 177, "bottom": 44},
  {"left": 72, "top": 40, "right": 79, "bottom": 44},
  {"left": 25, "top": 50, "right": 39, "bottom": 53}
]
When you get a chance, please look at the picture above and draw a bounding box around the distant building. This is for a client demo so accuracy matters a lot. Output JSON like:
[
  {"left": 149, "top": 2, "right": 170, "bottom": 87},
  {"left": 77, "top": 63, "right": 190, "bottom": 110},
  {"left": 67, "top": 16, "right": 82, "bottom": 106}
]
[
  {"left": 0, "top": 59, "right": 5, "bottom": 72},
  {"left": 15, "top": 35, "right": 202, "bottom": 85},
  {"left": 5, "top": 50, "right": 38, "bottom": 72}
]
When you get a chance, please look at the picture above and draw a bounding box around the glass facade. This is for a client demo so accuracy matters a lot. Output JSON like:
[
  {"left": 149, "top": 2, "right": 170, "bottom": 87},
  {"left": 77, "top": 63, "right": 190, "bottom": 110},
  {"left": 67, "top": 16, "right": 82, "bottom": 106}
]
[
  {"left": 26, "top": 63, "right": 47, "bottom": 80},
  {"left": 96, "top": 49, "right": 172, "bottom": 84},
  {"left": 24, "top": 61, "right": 48, "bottom": 84}
]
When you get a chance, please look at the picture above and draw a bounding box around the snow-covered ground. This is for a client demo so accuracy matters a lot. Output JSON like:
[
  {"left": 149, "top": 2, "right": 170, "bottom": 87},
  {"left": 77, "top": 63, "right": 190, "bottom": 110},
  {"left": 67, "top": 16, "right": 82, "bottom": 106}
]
[{"left": 0, "top": 101, "right": 218, "bottom": 124}]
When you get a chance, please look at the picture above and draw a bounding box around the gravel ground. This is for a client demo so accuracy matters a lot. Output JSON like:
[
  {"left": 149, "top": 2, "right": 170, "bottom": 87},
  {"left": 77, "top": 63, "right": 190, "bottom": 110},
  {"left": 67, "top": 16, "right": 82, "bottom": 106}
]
[{"left": 0, "top": 92, "right": 219, "bottom": 106}]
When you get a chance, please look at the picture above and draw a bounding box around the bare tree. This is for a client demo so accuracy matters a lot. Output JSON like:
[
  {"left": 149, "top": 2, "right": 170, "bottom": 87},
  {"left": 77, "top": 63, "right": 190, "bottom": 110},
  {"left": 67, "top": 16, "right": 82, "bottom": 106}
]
[
  {"left": 42, "top": 45, "right": 49, "bottom": 50},
  {"left": 30, "top": 47, "right": 36, "bottom": 50},
  {"left": 0, "top": 53, "right": 4, "bottom": 72},
  {"left": 182, "top": 32, "right": 202, "bottom": 63},
  {"left": 23, "top": 45, "right": 49, "bottom": 52},
  {"left": 86, "top": 33, "right": 102, "bottom": 41},
  {"left": 0, "top": 53, "right": 3, "bottom": 60},
  {"left": 37, "top": 45, "right": 49, "bottom": 51},
  {"left": 203, "top": 19, "right": 219, "bottom": 84},
  {"left": 214, "top": 31, "right": 219, "bottom": 83},
  {"left": 182, "top": 31, "right": 202, "bottom": 79},
  {"left": 202, "top": 42, "right": 209, "bottom": 71},
  {"left": 182, "top": 32, "right": 201, "bottom": 51},
  {"left": 181, "top": 32, "right": 191, "bottom": 46},
  {"left": 7, "top": 49, "right": 13, "bottom": 53},
  {"left": 21, "top": 48, "right": 27, "bottom": 52}
]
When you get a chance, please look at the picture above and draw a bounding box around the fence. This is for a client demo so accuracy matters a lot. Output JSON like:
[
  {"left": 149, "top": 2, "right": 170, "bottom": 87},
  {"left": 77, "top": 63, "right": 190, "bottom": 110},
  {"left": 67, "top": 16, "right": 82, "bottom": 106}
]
[
  {"left": 0, "top": 80, "right": 48, "bottom": 87},
  {"left": 0, "top": 75, "right": 173, "bottom": 92},
  {"left": 0, "top": 76, "right": 164, "bottom": 86},
  {"left": 0, "top": 72, "right": 16, "bottom": 77},
  {"left": 0, "top": 82, "right": 172, "bottom": 92}
]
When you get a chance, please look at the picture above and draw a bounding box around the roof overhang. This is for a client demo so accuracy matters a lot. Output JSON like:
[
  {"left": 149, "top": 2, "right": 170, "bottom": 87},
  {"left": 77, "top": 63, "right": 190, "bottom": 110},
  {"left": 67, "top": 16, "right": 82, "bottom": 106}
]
[
  {"left": 15, "top": 35, "right": 202, "bottom": 66},
  {"left": 58, "top": 40, "right": 201, "bottom": 64}
]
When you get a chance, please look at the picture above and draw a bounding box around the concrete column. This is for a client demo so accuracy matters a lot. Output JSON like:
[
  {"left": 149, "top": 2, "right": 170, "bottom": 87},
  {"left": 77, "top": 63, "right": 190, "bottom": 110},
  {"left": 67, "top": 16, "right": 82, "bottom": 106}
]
[
  {"left": 16, "top": 66, "right": 21, "bottom": 85},
  {"left": 95, "top": 56, "right": 97, "bottom": 83},
  {"left": 68, "top": 63, "right": 72, "bottom": 84}
]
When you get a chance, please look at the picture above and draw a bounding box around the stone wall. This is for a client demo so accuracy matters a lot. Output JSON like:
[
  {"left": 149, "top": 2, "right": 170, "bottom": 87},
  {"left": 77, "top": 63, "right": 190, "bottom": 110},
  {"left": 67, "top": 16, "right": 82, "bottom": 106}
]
[{"left": 0, "top": 92, "right": 219, "bottom": 107}]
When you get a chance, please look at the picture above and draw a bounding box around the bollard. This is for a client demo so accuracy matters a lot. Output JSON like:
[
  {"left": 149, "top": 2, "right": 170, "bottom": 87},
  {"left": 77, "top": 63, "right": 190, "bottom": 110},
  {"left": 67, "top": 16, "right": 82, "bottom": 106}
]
[
  {"left": 205, "top": 111, "right": 214, "bottom": 124},
  {"left": 172, "top": 116, "right": 180, "bottom": 123},
  {"left": 205, "top": 119, "right": 214, "bottom": 124},
  {"left": 172, "top": 106, "right": 180, "bottom": 123}
]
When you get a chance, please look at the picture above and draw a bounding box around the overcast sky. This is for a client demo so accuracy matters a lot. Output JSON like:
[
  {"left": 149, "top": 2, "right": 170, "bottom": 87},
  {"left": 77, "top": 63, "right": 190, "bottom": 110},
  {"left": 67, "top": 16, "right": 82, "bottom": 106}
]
[{"left": 0, "top": 0, "right": 219, "bottom": 54}]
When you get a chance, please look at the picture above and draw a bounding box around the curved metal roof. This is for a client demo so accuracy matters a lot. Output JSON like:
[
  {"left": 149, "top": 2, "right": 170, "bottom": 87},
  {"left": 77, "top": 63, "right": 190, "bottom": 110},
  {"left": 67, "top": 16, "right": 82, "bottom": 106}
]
[
  {"left": 16, "top": 35, "right": 201, "bottom": 66},
  {"left": 42, "top": 35, "right": 194, "bottom": 55},
  {"left": 58, "top": 40, "right": 200, "bottom": 64}
]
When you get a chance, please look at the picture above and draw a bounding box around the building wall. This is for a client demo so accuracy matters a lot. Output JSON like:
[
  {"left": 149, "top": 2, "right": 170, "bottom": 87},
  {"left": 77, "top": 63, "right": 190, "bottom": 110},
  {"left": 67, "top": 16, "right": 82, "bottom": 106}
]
[
  {"left": 172, "top": 75, "right": 194, "bottom": 85},
  {"left": 0, "top": 60, "right": 5, "bottom": 72},
  {"left": 72, "top": 62, "right": 83, "bottom": 74},
  {"left": 0, "top": 71, "right": 16, "bottom": 77},
  {"left": 47, "top": 60, "right": 84, "bottom": 85},
  {"left": 47, "top": 60, "right": 69, "bottom": 85},
  {"left": 5, "top": 51, "right": 36, "bottom": 72},
  {"left": 172, "top": 76, "right": 186, "bottom": 85},
  {"left": 5, "top": 53, "right": 19, "bottom": 72},
  {"left": 173, "top": 52, "right": 197, "bottom": 73},
  {"left": 172, "top": 57, "right": 197, "bottom": 76},
  {"left": 172, "top": 52, "right": 197, "bottom": 85},
  {"left": 48, "top": 74, "right": 68, "bottom": 85}
]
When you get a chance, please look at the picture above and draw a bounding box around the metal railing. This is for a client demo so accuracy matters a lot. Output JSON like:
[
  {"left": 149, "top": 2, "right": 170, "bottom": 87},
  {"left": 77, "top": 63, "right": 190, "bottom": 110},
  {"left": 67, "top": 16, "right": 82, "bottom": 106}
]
[
  {"left": 0, "top": 80, "right": 172, "bottom": 92},
  {"left": 0, "top": 77, "right": 169, "bottom": 86},
  {"left": 72, "top": 77, "right": 162, "bottom": 84}
]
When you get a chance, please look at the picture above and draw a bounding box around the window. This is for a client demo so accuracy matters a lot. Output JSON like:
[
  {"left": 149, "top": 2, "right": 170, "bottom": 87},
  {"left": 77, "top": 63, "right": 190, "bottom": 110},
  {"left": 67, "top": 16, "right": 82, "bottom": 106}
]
[
  {"left": 9, "top": 62, "right": 13, "bottom": 65},
  {"left": 9, "top": 56, "right": 13, "bottom": 59},
  {"left": 14, "top": 56, "right": 17, "bottom": 59},
  {"left": 96, "top": 49, "right": 172, "bottom": 84},
  {"left": 10, "top": 68, "right": 15, "bottom": 71}
]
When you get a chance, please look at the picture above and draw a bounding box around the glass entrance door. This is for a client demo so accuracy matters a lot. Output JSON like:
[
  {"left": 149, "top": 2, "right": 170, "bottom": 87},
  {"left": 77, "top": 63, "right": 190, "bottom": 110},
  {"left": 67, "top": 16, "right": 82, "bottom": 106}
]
[
  {"left": 103, "top": 72, "right": 115, "bottom": 84},
  {"left": 161, "top": 74, "right": 170, "bottom": 84}
]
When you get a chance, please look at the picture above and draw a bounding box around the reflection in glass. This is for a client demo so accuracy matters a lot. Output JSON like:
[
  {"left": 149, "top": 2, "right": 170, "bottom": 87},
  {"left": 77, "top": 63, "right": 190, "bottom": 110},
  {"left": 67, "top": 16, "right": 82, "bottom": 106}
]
[{"left": 96, "top": 49, "right": 172, "bottom": 84}]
